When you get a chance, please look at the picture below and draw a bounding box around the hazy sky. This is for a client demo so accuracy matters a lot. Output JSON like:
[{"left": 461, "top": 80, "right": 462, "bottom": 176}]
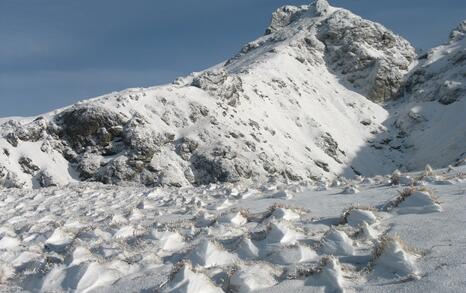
[{"left": 1, "top": 0, "right": 465, "bottom": 117}]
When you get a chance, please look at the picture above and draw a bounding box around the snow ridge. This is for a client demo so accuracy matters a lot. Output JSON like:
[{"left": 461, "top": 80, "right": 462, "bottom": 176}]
[{"left": 0, "top": 1, "right": 464, "bottom": 189}]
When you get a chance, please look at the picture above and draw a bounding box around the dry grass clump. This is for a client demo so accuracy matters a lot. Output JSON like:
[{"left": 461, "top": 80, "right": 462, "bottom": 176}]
[
  {"left": 412, "top": 164, "right": 435, "bottom": 183},
  {"left": 267, "top": 202, "right": 308, "bottom": 213},
  {"left": 339, "top": 205, "right": 376, "bottom": 225},
  {"left": 423, "top": 164, "right": 433, "bottom": 177},
  {"left": 218, "top": 208, "right": 251, "bottom": 222},
  {"left": 238, "top": 208, "right": 251, "bottom": 220},
  {"left": 256, "top": 203, "right": 310, "bottom": 222},
  {"left": 373, "top": 236, "right": 403, "bottom": 260},
  {"left": 371, "top": 235, "right": 421, "bottom": 262},
  {"left": 292, "top": 256, "right": 336, "bottom": 279},
  {"left": 384, "top": 186, "right": 438, "bottom": 211},
  {"left": 390, "top": 169, "right": 402, "bottom": 185}
]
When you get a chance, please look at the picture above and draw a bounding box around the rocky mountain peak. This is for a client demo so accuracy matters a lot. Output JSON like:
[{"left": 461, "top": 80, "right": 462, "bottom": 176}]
[
  {"left": 264, "top": 0, "right": 332, "bottom": 35},
  {"left": 449, "top": 20, "right": 466, "bottom": 43},
  {"left": 262, "top": 0, "right": 415, "bottom": 103},
  {"left": 310, "top": 0, "right": 331, "bottom": 16},
  {"left": 265, "top": 4, "right": 309, "bottom": 35}
]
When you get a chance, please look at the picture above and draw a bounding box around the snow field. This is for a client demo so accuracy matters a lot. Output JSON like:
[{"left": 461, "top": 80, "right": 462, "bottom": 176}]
[{"left": 0, "top": 166, "right": 465, "bottom": 292}]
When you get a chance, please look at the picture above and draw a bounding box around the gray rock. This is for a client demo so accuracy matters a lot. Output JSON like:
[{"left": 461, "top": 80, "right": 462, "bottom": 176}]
[
  {"left": 316, "top": 10, "right": 415, "bottom": 102},
  {"left": 401, "top": 20, "right": 465, "bottom": 105},
  {"left": 192, "top": 70, "right": 244, "bottom": 107},
  {"left": 18, "top": 157, "right": 40, "bottom": 175},
  {"left": 57, "top": 105, "right": 127, "bottom": 151},
  {"left": 96, "top": 156, "right": 137, "bottom": 184},
  {"left": 449, "top": 20, "right": 466, "bottom": 42},
  {"left": 265, "top": 5, "right": 309, "bottom": 35},
  {"left": 37, "top": 170, "right": 59, "bottom": 187}
]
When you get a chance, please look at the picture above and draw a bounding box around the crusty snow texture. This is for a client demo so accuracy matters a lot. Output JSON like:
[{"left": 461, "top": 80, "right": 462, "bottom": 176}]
[{"left": 1, "top": 166, "right": 465, "bottom": 292}]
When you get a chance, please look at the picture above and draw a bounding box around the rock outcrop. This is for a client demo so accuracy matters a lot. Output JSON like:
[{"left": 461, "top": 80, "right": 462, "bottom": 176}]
[{"left": 402, "top": 20, "right": 466, "bottom": 105}]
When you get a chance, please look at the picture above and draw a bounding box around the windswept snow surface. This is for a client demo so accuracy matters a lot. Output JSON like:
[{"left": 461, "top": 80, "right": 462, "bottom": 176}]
[{"left": 0, "top": 167, "right": 465, "bottom": 292}]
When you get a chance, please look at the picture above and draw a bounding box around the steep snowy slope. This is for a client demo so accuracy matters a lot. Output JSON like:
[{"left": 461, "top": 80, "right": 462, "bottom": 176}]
[
  {"left": 384, "top": 20, "right": 466, "bottom": 171},
  {"left": 0, "top": 0, "right": 417, "bottom": 189},
  {"left": 0, "top": 0, "right": 464, "bottom": 190}
]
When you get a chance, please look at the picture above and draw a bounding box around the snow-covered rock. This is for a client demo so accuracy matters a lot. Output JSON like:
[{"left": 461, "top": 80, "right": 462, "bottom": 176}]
[
  {"left": 390, "top": 20, "right": 466, "bottom": 171},
  {"left": 0, "top": 1, "right": 464, "bottom": 191}
]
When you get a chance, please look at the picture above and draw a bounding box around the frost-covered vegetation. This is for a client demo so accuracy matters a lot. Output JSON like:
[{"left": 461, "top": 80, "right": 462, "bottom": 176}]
[{"left": 0, "top": 166, "right": 465, "bottom": 292}]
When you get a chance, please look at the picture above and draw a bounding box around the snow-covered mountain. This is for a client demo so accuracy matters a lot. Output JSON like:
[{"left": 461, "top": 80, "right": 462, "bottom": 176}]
[
  {"left": 388, "top": 20, "right": 466, "bottom": 171},
  {"left": 2, "top": 2, "right": 466, "bottom": 292},
  {"left": 0, "top": 0, "right": 464, "bottom": 189}
]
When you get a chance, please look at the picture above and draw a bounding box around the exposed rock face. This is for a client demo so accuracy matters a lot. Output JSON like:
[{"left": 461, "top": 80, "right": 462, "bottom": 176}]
[
  {"left": 315, "top": 10, "right": 416, "bottom": 103},
  {"left": 402, "top": 20, "right": 466, "bottom": 105},
  {"left": 57, "top": 105, "right": 127, "bottom": 152},
  {"left": 263, "top": 0, "right": 416, "bottom": 103},
  {"left": 265, "top": 5, "right": 309, "bottom": 35},
  {"left": 449, "top": 20, "right": 466, "bottom": 43},
  {"left": 384, "top": 19, "right": 466, "bottom": 171},
  {"left": 192, "top": 70, "right": 245, "bottom": 107}
]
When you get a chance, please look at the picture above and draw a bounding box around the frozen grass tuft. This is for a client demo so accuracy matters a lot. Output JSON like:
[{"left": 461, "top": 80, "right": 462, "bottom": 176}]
[
  {"left": 339, "top": 205, "right": 376, "bottom": 225},
  {"left": 370, "top": 235, "right": 421, "bottom": 278},
  {"left": 384, "top": 187, "right": 439, "bottom": 211}
]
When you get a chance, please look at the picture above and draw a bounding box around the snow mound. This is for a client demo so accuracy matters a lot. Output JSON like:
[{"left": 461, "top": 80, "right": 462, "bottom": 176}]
[
  {"left": 266, "top": 244, "right": 319, "bottom": 265},
  {"left": 0, "top": 236, "right": 21, "bottom": 251},
  {"left": 0, "top": 261, "right": 15, "bottom": 283},
  {"left": 71, "top": 246, "right": 95, "bottom": 266},
  {"left": 230, "top": 212, "right": 248, "bottom": 226},
  {"left": 341, "top": 186, "right": 360, "bottom": 194},
  {"left": 154, "top": 230, "right": 187, "bottom": 253},
  {"left": 267, "top": 222, "right": 306, "bottom": 246},
  {"left": 372, "top": 237, "right": 419, "bottom": 279},
  {"left": 341, "top": 207, "right": 377, "bottom": 227},
  {"left": 305, "top": 256, "right": 346, "bottom": 293},
  {"left": 387, "top": 188, "right": 442, "bottom": 214},
  {"left": 320, "top": 227, "right": 354, "bottom": 256},
  {"left": 398, "top": 191, "right": 442, "bottom": 214},
  {"left": 271, "top": 207, "right": 302, "bottom": 221},
  {"left": 230, "top": 262, "right": 281, "bottom": 292},
  {"left": 163, "top": 265, "right": 223, "bottom": 293},
  {"left": 113, "top": 225, "right": 146, "bottom": 240},
  {"left": 45, "top": 227, "right": 75, "bottom": 252},
  {"left": 187, "top": 240, "right": 239, "bottom": 268}
]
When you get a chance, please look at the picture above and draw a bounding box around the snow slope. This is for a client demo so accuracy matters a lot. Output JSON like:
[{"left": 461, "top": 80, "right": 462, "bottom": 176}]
[
  {"left": 380, "top": 20, "right": 466, "bottom": 171},
  {"left": 1, "top": 164, "right": 465, "bottom": 292},
  {"left": 1, "top": 0, "right": 450, "bottom": 189}
]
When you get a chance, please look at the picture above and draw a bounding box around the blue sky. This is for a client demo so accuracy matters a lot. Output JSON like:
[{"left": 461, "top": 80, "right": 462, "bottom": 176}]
[{"left": 1, "top": 0, "right": 465, "bottom": 117}]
